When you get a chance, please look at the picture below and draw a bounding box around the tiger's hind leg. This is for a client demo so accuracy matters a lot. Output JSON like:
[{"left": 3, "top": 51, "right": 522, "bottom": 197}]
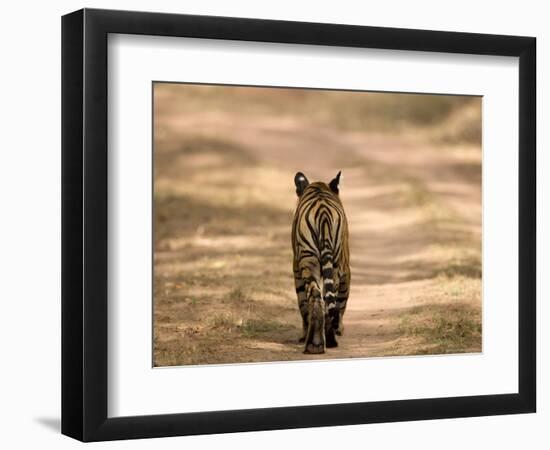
[
  {"left": 294, "top": 264, "right": 308, "bottom": 343},
  {"left": 298, "top": 264, "right": 326, "bottom": 354},
  {"left": 335, "top": 272, "right": 350, "bottom": 336}
]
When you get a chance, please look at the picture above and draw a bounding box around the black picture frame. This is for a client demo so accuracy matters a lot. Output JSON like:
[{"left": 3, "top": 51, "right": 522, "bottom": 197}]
[{"left": 61, "top": 8, "right": 536, "bottom": 442}]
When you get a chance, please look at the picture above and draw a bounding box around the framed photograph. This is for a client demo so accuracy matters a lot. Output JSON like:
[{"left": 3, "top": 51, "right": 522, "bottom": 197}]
[{"left": 61, "top": 8, "right": 536, "bottom": 441}]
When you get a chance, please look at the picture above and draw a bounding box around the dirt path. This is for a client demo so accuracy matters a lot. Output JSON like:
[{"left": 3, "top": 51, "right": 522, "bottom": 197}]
[{"left": 153, "top": 89, "right": 482, "bottom": 366}]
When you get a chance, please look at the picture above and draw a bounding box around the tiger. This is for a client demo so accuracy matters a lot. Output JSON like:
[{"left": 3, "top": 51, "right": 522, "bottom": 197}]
[{"left": 292, "top": 171, "right": 350, "bottom": 354}]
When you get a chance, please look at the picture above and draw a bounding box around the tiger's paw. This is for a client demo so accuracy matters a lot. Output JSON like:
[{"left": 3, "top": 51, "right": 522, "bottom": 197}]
[
  {"left": 325, "top": 332, "right": 338, "bottom": 348},
  {"left": 304, "top": 343, "right": 325, "bottom": 354}
]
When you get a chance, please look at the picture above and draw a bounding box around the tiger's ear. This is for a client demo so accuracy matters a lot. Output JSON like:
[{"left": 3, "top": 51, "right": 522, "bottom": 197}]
[
  {"left": 294, "top": 172, "right": 309, "bottom": 196},
  {"left": 329, "top": 171, "right": 342, "bottom": 194}
]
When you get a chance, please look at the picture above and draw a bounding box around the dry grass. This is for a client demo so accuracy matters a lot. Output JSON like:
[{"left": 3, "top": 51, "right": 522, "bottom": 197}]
[
  {"left": 391, "top": 275, "right": 482, "bottom": 355},
  {"left": 155, "top": 83, "right": 480, "bottom": 137}
]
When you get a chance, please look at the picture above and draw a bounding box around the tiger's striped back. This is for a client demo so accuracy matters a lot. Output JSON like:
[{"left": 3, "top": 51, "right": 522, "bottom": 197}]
[{"left": 292, "top": 172, "right": 350, "bottom": 354}]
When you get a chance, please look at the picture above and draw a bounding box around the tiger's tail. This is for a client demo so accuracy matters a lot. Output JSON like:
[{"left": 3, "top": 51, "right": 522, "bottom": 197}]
[{"left": 320, "top": 224, "right": 339, "bottom": 345}]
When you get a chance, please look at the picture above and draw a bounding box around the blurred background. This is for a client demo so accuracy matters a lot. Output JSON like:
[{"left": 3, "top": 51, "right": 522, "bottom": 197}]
[{"left": 153, "top": 83, "right": 482, "bottom": 366}]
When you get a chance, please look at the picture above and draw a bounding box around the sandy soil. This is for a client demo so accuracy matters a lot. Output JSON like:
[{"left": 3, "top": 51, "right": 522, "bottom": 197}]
[{"left": 153, "top": 85, "right": 482, "bottom": 366}]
